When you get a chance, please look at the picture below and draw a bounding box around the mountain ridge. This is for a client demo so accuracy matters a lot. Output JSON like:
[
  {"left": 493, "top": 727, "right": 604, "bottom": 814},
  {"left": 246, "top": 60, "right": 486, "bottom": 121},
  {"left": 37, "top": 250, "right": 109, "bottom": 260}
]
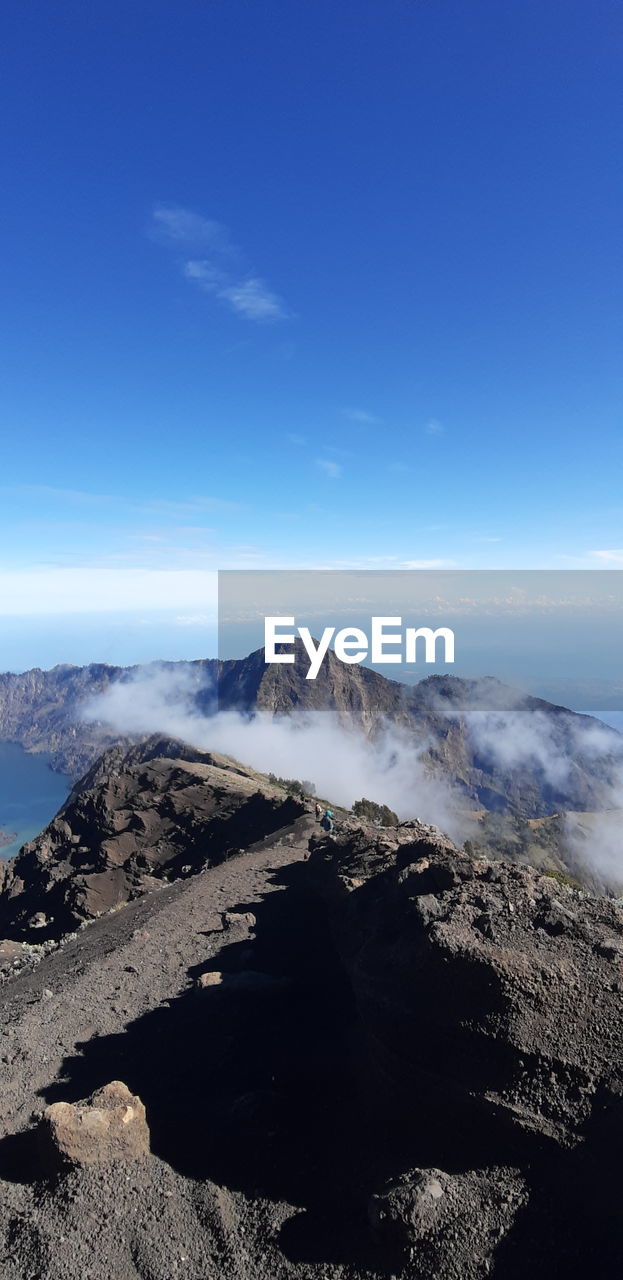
[{"left": 1, "top": 646, "right": 622, "bottom": 820}]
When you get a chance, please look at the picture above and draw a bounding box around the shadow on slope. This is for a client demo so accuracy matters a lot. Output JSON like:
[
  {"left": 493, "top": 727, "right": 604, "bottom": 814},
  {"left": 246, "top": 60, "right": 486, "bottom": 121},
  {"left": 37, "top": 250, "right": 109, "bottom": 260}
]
[
  {"left": 4, "top": 857, "right": 615, "bottom": 1275},
  {"left": 27, "top": 862, "right": 392, "bottom": 1267}
]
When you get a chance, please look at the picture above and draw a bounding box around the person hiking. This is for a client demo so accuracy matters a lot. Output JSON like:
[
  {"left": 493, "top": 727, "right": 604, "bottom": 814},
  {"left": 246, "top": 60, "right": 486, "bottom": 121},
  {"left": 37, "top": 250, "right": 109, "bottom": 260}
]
[
  {"left": 320, "top": 809, "right": 334, "bottom": 834},
  {"left": 315, "top": 801, "right": 323, "bottom": 822}
]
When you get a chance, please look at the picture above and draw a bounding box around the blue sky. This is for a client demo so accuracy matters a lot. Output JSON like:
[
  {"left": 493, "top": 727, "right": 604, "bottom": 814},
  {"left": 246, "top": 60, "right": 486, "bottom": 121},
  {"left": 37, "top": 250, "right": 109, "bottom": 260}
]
[{"left": 1, "top": 0, "right": 622, "bottom": 669}]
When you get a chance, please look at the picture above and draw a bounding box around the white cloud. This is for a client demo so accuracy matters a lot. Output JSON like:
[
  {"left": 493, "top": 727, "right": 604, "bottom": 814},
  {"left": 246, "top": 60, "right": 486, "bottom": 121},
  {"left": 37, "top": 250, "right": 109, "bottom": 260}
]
[
  {"left": 152, "top": 206, "right": 234, "bottom": 256},
  {"left": 343, "top": 408, "right": 382, "bottom": 425},
  {"left": 425, "top": 418, "right": 444, "bottom": 435},
  {"left": 590, "top": 550, "right": 623, "bottom": 564},
  {"left": 83, "top": 674, "right": 465, "bottom": 839},
  {"left": 152, "top": 204, "right": 290, "bottom": 324},
  {"left": 219, "top": 277, "right": 288, "bottom": 322},
  {"left": 183, "top": 259, "right": 226, "bottom": 290},
  {"left": 316, "top": 458, "right": 343, "bottom": 479}
]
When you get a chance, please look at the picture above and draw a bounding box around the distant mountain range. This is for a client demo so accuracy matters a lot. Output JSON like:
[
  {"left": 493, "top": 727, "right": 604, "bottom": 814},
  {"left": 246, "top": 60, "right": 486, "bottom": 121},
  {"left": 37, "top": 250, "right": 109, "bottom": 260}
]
[{"left": 1, "top": 645, "right": 622, "bottom": 820}]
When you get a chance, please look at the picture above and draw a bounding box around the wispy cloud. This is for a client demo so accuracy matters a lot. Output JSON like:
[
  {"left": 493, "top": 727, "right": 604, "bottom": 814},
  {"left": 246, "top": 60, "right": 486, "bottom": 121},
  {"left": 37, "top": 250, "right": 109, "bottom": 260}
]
[
  {"left": 152, "top": 206, "right": 235, "bottom": 257},
  {"left": 152, "top": 204, "right": 290, "bottom": 323},
  {"left": 425, "top": 418, "right": 444, "bottom": 435},
  {"left": 219, "top": 277, "right": 288, "bottom": 321},
  {"left": 286, "top": 432, "right": 306, "bottom": 446},
  {"left": 184, "top": 259, "right": 227, "bottom": 289},
  {"left": 316, "top": 458, "right": 343, "bottom": 479},
  {"left": 175, "top": 613, "right": 214, "bottom": 627},
  {"left": 0, "top": 486, "right": 242, "bottom": 518},
  {"left": 590, "top": 550, "right": 623, "bottom": 564},
  {"left": 343, "top": 407, "right": 383, "bottom": 425}
]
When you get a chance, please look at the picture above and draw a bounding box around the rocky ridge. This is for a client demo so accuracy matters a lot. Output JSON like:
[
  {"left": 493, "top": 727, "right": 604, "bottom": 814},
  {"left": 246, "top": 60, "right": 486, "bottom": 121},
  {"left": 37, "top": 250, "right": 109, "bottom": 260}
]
[
  {"left": 0, "top": 736, "right": 305, "bottom": 942},
  {"left": 0, "top": 746, "right": 621, "bottom": 1275}
]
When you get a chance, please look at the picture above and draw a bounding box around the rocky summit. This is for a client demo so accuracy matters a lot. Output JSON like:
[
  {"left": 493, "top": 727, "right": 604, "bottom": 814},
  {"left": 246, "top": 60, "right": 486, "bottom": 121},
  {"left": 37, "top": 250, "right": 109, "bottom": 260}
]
[
  {"left": 0, "top": 737, "right": 621, "bottom": 1277},
  {"left": 0, "top": 735, "right": 304, "bottom": 941}
]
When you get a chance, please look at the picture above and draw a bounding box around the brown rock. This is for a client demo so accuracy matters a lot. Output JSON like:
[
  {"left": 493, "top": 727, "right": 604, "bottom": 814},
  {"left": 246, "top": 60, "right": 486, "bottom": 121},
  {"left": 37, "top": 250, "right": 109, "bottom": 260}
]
[
  {"left": 196, "top": 970, "right": 224, "bottom": 989},
  {"left": 42, "top": 1080, "right": 149, "bottom": 1167},
  {"left": 222, "top": 910, "right": 257, "bottom": 930}
]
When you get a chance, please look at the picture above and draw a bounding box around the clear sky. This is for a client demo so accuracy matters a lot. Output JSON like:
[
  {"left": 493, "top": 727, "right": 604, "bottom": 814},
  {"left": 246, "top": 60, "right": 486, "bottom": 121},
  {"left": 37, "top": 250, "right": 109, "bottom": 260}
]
[{"left": 1, "top": 0, "right": 622, "bottom": 669}]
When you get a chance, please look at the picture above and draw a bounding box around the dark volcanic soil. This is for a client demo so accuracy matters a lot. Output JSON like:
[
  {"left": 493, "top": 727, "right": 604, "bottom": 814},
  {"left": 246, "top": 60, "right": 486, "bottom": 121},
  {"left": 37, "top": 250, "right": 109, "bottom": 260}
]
[
  {"left": 2, "top": 742, "right": 623, "bottom": 1279},
  {"left": 0, "top": 816, "right": 389, "bottom": 1280}
]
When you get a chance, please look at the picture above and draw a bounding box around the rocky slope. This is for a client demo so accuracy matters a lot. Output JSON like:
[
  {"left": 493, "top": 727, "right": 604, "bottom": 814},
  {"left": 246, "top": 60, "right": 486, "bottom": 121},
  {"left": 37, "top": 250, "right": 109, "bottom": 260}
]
[
  {"left": 0, "top": 736, "right": 304, "bottom": 942},
  {"left": 1, "top": 646, "right": 622, "bottom": 818},
  {"left": 308, "top": 819, "right": 623, "bottom": 1275},
  {"left": 0, "top": 769, "right": 621, "bottom": 1277}
]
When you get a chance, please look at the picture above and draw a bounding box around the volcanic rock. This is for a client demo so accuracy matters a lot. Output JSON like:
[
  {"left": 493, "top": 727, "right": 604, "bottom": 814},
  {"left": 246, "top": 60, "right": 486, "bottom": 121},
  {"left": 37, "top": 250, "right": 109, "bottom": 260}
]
[
  {"left": 310, "top": 822, "right": 623, "bottom": 1146},
  {"left": 41, "top": 1081, "right": 149, "bottom": 1167},
  {"left": 307, "top": 820, "right": 623, "bottom": 1271},
  {"left": 369, "top": 1166, "right": 527, "bottom": 1277},
  {"left": 0, "top": 736, "right": 305, "bottom": 941},
  {"left": 222, "top": 910, "right": 257, "bottom": 930}
]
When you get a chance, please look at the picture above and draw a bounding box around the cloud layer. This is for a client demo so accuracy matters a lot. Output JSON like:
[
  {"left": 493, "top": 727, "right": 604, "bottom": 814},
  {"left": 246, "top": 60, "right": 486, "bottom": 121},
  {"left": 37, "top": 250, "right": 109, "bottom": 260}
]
[{"left": 82, "top": 664, "right": 623, "bottom": 887}]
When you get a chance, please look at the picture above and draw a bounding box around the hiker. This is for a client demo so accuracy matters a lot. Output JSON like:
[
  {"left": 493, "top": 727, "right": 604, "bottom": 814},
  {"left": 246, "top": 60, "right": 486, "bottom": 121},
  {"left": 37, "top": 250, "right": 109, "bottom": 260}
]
[
  {"left": 315, "top": 801, "right": 323, "bottom": 822},
  {"left": 320, "top": 809, "right": 334, "bottom": 834}
]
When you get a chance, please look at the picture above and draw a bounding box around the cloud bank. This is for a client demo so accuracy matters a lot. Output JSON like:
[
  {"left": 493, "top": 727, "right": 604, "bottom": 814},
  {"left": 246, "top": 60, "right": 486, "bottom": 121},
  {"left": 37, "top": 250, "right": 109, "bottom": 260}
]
[
  {"left": 81, "top": 666, "right": 623, "bottom": 887},
  {"left": 81, "top": 665, "right": 465, "bottom": 839}
]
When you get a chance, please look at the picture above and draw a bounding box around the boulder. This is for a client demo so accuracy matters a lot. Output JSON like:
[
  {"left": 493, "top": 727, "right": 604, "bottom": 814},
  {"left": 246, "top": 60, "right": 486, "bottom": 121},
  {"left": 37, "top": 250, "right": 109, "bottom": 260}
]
[
  {"left": 195, "top": 969, "right": 289, "bottom": 993},
  {"left": 41, "top": 1080, "right": 149, "bottom": 1167},
  {"left": 196, "top": 970, "right": 224, "bottom": 989},
  {"left": 222, "top": 910, "right": 257, "bottom": 930}
]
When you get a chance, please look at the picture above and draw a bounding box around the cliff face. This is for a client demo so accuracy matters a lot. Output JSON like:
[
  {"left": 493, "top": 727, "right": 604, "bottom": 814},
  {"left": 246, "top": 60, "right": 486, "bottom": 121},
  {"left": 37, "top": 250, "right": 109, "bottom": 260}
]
[{"left": 0, "top": 736, "right": 304, "bottom": 941}]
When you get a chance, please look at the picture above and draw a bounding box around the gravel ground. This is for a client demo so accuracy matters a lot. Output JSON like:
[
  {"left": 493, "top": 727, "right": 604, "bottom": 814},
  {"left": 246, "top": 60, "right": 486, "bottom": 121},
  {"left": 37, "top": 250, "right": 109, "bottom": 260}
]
[{"left": 0, "top": 815, "right": 388, "bottom": 1280}]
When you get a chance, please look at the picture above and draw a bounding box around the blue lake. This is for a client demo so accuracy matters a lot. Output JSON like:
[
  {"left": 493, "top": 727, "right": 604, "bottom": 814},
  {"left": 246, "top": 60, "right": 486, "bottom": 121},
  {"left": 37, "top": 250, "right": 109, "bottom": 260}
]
[{"left": 0, "top": 742, "right": 70, "bottom": 859}]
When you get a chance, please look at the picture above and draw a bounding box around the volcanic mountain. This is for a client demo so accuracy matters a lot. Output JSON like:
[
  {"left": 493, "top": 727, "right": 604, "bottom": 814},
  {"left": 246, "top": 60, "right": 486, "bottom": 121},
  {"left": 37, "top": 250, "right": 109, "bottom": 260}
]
[
  {"left": 0, "top": 736, "right": 622, "bottom": 1278},
  {"left": 1, "top": 646, "right": 622, "bottom": 819}
]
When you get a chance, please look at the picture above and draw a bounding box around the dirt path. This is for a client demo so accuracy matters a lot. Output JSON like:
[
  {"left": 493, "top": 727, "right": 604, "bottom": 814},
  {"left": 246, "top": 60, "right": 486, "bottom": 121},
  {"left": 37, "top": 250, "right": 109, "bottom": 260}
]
[
  {"left": 0, "top": 814, "right": 316, "bottom": 1143},
  {"left": 0, "top": 812, "right": 386, "bottom": 1280}
]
